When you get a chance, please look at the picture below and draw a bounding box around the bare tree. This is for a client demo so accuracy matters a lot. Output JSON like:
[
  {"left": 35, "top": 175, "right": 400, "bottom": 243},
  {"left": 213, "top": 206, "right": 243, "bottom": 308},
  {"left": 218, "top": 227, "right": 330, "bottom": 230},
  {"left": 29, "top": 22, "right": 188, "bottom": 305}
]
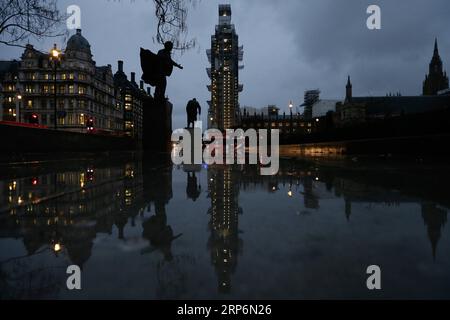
[
  {"left": 0, "top": 0, "right": 67, "bottom": 48},
  {"left": 153, "top": 0, "right": 198, "bottom": 51}
]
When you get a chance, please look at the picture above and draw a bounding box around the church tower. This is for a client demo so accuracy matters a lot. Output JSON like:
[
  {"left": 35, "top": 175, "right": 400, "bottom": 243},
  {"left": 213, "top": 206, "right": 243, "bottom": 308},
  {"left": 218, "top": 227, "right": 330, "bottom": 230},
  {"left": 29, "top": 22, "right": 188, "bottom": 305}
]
[
  {"left": 345, "top": 75, "right": 352, "bottom": 102},
  {"left": 423, "top": 38, "right": 449, "bottom": 95}
]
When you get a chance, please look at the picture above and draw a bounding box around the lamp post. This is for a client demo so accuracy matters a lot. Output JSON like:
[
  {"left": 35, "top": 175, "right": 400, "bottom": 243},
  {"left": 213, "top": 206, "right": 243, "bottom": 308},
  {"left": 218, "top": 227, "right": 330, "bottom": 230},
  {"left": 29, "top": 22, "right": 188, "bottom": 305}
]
[
  {"left": 16, "top": 91, "right": 22, "bottom": 122},
  {"left": 289, "top": 100, "right": 294, "bottom": 135},
  {"left": 50, "top": 44, "right": 61, "bottom": 130}
]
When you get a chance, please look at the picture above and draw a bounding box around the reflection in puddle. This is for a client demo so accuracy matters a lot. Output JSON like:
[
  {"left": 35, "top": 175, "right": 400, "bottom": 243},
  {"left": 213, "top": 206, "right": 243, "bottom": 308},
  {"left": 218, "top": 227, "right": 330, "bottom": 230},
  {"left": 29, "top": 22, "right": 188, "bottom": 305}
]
[{"left": 0, "top": 155, "right": 449, "bottom": 299}]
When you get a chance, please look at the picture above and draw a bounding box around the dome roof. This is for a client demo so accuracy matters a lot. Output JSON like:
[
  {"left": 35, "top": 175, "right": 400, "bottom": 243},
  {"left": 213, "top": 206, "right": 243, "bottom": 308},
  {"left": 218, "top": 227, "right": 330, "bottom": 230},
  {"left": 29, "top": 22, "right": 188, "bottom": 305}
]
[{"left": 66, "top": 29, "right": 91, "bottom": 54}]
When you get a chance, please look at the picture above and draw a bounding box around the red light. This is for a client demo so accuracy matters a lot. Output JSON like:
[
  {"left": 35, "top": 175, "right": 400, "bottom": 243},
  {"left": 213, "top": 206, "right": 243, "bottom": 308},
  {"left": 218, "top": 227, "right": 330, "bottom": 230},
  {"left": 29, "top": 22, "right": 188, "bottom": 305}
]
[
  {"left": 31, "top": 178, "right": 38, "bottom": 185},
  {"left": 32, "top": 114, "right": 38, "bottom": 119}
]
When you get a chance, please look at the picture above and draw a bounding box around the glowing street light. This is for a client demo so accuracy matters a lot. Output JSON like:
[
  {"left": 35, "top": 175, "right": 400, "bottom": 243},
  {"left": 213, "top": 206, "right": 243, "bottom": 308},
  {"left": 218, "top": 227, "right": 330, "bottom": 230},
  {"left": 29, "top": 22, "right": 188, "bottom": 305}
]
[
  {"left": 53, "top": 243, "right": 62, "bottom": 252},
  {"left": 16, "top": 90, "right": 22, "bottom": 122},
  {"left": 50, "top": 44, "right": 61, "bottom": 130},
  {"left": 51, "top": 45, "right": 60, "bottom": 59}
]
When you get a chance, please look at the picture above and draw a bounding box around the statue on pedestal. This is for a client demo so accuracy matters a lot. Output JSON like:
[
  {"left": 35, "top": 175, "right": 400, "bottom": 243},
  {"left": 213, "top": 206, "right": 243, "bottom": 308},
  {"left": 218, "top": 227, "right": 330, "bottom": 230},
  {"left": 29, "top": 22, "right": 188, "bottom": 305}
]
[{"left": 140, "top": 41, "right": 183, "bottom": 102}]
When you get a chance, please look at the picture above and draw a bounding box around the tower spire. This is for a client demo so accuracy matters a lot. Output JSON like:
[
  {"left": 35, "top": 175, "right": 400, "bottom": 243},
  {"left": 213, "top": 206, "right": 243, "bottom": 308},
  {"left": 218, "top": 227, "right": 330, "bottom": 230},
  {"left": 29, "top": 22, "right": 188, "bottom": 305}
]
[
  {"left": 434, "top": 37, "right": 439, "bottom": 56},
  {"left": 346, "top": 75, "right": 352, "bottom": 102}
]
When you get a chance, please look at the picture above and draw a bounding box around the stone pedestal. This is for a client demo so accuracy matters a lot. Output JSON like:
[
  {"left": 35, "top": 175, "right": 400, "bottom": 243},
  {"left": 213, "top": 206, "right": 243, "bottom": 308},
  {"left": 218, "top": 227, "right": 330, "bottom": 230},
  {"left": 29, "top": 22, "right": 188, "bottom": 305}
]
[{"left": 143, "top": 98, "right": 172, "bottom": 152}]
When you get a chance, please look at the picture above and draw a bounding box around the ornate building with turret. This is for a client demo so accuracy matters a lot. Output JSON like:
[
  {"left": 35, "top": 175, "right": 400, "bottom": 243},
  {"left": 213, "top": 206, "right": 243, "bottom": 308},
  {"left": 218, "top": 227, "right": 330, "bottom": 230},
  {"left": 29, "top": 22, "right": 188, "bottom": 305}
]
[
  {"left": 0, "top": 29, "right": 149, "bottom": 139},
  {"left": 423, "top": 39, "right": 449, "bottom": 96}
]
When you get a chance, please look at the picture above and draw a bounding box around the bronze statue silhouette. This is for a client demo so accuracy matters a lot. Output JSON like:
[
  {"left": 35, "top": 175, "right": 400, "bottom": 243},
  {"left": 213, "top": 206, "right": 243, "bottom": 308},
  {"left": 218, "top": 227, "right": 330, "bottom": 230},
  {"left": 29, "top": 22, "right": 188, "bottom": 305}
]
[
  {"left": 186, "top": 98, "right": 201, "bottom": 128},
  {"left": 140, "top": 41, "right": 183, "bottom": 102}
]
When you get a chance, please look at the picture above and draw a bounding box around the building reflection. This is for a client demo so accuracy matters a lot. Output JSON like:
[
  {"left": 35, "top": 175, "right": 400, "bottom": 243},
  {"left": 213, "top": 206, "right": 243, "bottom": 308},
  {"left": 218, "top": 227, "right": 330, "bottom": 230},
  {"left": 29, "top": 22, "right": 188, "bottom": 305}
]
[
  {"left": 0, "top": 158, "right": 145, "bottom": 298},
  {"left": 207, "top": 165, "right": 243, "bottom": 294},
  {"left": 0, "top": 156, "right": 449, "bottom": 298},
  {"left": 421, "top": 203, "right": 448, "bottom": 259}
]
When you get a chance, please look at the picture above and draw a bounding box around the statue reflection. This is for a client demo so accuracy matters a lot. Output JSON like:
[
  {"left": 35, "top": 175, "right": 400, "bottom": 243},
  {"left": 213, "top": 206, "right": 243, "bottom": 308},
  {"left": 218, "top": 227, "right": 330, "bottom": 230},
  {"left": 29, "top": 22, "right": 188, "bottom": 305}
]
[
  {"left": 140, "top": 156, "right": 188, "bottom": 299},
  {"left": 141, "top": 157, "right": 181, "bottom": 262},
  {"left": 186, "top": 173, "right": 201, "bottom": 201},
  {"left": 207, "top": 165, "right": 243, "bottom": 294},
  {"left": 141, "top": 202, "right": 182, "bottom": 261}
]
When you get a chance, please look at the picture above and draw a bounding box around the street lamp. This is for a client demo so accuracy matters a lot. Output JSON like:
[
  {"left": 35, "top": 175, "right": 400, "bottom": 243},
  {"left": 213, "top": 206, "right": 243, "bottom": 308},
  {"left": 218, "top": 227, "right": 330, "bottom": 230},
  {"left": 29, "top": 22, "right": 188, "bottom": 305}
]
[
  {"left": 49, "top": 44, "right": 61, "bottom": 130},
  {"left": 16, "top": 91, "right": 22, "bottom": 122},
  {"left": 288, "top": 100, "right": 294, "bottom": 135}
]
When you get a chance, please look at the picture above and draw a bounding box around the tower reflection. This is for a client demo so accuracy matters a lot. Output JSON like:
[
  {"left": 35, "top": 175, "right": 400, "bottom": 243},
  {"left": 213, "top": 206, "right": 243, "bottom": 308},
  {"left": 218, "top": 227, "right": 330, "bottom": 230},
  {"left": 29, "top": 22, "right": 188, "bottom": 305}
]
[{"left": 207, "top": 165, "right": 243, "bottom": 294}]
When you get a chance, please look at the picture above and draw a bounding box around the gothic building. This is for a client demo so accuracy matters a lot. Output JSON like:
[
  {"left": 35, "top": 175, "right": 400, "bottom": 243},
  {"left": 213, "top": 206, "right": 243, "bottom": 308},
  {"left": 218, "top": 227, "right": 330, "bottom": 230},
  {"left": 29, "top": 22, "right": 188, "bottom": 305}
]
[
  {"left": 423, "top": 39, "right": 449, "bottom": 95},
  {"left": 207, "top": 4, "right": 244, "bottom": 130}
]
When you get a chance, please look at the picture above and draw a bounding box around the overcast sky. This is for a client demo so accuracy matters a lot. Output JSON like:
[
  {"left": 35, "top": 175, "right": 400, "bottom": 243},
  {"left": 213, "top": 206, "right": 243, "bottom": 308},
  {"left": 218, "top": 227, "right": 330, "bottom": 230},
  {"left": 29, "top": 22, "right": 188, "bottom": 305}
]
[{"left": 1, "top": 0, "right": 449, "bottom": 128}]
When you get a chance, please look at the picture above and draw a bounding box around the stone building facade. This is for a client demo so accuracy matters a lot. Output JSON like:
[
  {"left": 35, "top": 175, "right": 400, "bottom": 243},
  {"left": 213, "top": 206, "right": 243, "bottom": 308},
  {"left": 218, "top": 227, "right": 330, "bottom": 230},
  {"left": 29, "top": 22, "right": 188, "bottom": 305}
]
[{"left": 0, "top": 29, "right": 148, "bottom": 139}]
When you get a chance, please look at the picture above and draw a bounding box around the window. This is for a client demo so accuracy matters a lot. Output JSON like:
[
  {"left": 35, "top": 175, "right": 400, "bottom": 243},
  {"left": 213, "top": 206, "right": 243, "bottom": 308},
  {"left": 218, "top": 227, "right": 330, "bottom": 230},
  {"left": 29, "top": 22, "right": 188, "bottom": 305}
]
[
  {"left": 68, "top": 85, "right": 74, "bottom": 94},
  {"left": 69, "top": 73, "right": 74, "bottom": 80},
  {"left": 125, "top": 121, "right": 133, "bottom": 130},
  {"left": 27, "top": 100, "right": 33, "bottom": 108},
  {"left": 68, "top": 113, "right": 75, "bottom": 125},
  {"left": 78, "top": 86, "right": 86, "bottom": 95},
  {"left": 79, "top": 73, "right": 86, "bottom": 81},
  {"left": 79, "top": 114, "right": 85, "bottom": 125},
  {"left": 59, "top": 85, "right": 65, "bottom": 94},
  {"left": 61, "top": 73, "right": 67, "bottom": 80},
  {"left": 25, "top": 85, "right": 33, "bottom": 93},
  {"left": 125, "top": 103, "right": 132, "bottom": 111},
  {"left": 42, "top": 114, "right": 47, "bottom": 124}
]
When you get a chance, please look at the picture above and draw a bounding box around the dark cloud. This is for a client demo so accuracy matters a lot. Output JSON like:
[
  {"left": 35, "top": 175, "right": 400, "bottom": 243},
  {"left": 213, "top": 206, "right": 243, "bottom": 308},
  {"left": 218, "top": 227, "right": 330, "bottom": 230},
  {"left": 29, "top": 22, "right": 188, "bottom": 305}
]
[{"left": 1, "top": 0, "right": 449, "bottom": 128}]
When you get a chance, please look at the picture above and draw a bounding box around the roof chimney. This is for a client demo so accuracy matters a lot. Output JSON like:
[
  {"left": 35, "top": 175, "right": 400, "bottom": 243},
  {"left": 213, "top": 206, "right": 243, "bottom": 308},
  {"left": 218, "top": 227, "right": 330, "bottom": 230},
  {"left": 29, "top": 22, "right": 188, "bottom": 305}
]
[
  {"left": 131, "top": 72, "right": 136, "bottom": 83},
  {"left": 76, "top": 29, "right": 82, "bottom": 35},
  {"left": 147, "top": 87, "right": 151, "bottom": 95},
  {"left": 118, "top": 60, "right": 123, "bottom": 73},
  {"left": 140, "top": 80, "right": 144, "bottom": 90}
]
